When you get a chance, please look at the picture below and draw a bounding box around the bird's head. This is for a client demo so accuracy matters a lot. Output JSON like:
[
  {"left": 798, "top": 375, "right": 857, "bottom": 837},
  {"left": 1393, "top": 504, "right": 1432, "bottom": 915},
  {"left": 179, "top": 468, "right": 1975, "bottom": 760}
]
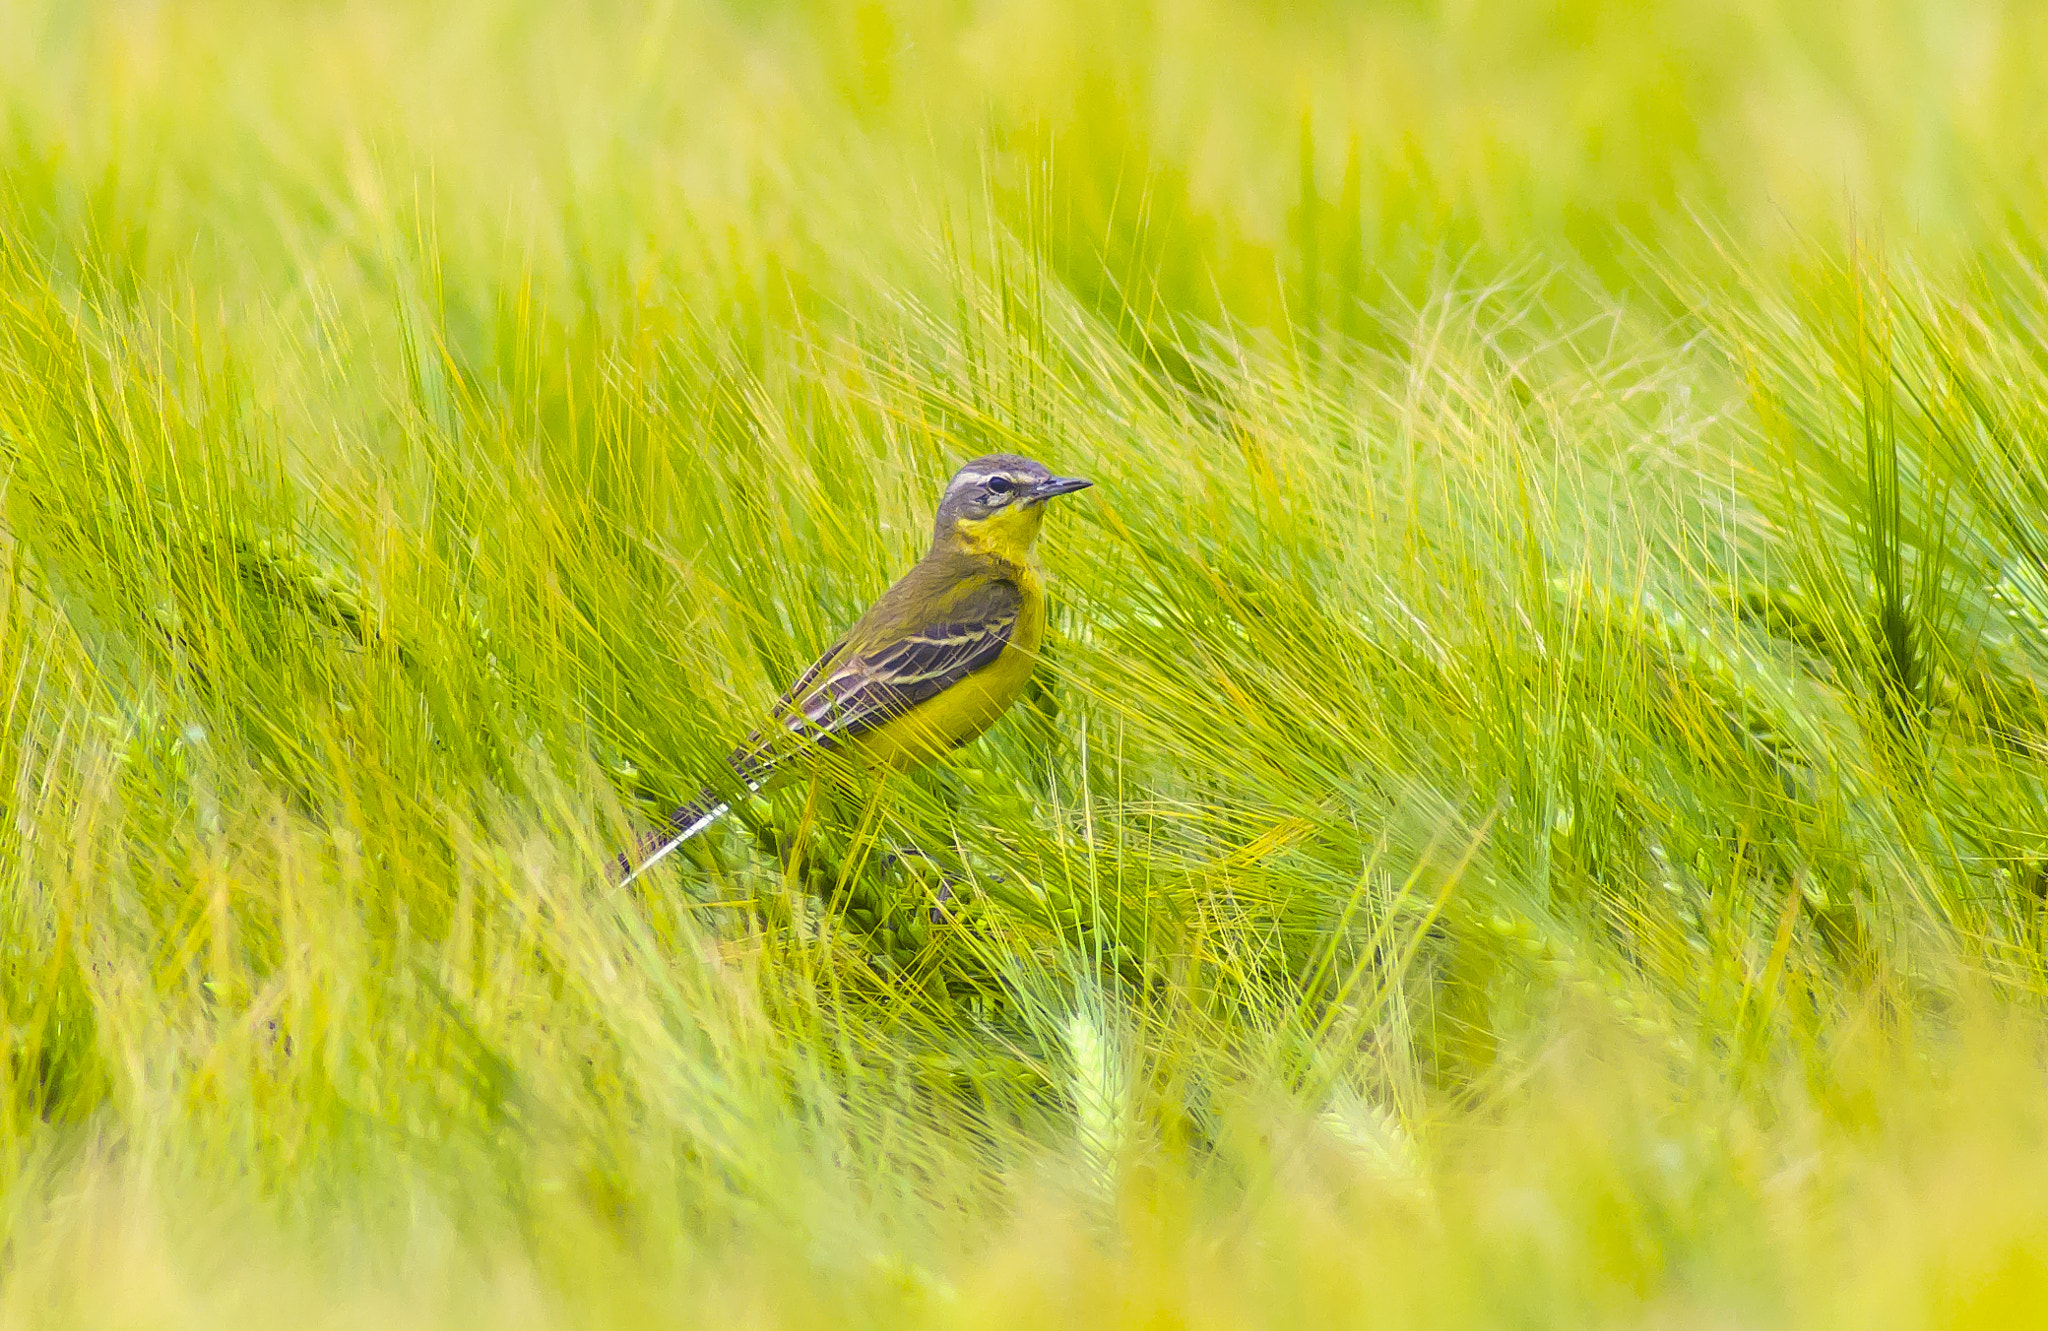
[{"left": 931, "top": 454, "right": 1092, "bottom": 560}]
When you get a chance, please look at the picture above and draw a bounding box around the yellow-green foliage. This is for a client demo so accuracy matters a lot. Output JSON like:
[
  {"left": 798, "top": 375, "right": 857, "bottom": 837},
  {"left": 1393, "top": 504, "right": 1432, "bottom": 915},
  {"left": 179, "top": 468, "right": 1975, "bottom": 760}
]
[{"left": 6, "top": 0, "right": 2048, "bottom": 1324}]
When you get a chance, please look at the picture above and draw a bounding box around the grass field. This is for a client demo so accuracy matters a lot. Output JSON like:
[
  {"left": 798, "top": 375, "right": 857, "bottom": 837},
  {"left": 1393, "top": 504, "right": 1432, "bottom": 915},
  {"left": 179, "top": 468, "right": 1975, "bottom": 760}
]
[{"left": 9, "top": 0, "right": 2048, "bottom": 1324}]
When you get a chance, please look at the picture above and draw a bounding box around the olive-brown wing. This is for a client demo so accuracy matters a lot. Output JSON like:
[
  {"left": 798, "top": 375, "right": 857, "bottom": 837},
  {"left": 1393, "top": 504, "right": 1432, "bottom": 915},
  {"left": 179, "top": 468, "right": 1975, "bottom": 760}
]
[{"left": 778, "top": 578, "right": 1022, "bottom": 744}]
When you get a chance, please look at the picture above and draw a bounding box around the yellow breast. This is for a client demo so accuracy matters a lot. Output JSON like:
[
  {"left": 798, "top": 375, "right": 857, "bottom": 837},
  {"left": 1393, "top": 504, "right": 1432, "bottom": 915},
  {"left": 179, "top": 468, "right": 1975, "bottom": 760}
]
[{"left": 849, "top": 567, "right": 1047, "bottom": 772}]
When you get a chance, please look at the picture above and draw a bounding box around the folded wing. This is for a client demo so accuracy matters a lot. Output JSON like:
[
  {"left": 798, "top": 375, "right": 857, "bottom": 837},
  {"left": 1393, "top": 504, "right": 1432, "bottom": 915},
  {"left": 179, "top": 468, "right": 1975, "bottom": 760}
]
[{"left": 776, "top": 577, "right": 1022, "bottom": 747}]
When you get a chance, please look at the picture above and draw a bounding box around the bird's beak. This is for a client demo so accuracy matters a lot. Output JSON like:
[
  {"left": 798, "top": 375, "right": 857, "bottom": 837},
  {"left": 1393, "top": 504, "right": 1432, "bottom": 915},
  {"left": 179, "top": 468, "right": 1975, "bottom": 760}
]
[{"left": 1031, "top": 475, "right": 1093, "bottom": 501}]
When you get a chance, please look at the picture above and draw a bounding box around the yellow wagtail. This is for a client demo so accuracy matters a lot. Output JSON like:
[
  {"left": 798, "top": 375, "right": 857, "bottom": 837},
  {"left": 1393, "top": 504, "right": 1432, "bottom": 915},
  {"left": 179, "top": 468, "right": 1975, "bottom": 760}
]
[{"left": 618, "top": 453, "right": 1092, "bottom": 884}]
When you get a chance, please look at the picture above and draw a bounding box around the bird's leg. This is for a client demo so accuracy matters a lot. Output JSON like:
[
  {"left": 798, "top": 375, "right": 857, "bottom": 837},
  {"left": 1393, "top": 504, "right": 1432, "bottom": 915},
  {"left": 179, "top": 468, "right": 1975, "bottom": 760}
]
[{"left": 880, "top": 842, "right": 964, "bottom": 923}]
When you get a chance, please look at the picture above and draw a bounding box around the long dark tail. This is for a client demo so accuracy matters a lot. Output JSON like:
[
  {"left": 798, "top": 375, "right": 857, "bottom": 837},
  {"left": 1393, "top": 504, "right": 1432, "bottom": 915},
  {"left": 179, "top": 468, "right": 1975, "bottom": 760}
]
[{"left": 614, "top": 778, "right": 762, "bottom": 887}]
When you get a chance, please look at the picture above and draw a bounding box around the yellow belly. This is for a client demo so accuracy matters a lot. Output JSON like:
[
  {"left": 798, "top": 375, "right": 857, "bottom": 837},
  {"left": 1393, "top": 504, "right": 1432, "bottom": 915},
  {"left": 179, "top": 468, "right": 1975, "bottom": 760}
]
[{"left": 845, "top": 595, "right": 1046, "bottom": 772}]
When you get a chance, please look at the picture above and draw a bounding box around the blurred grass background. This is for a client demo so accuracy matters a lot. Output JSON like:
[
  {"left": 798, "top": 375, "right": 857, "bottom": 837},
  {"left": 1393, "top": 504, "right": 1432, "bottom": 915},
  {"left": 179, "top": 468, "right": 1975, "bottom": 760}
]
[{"left": 7, "top": 0, "right": 2048, "bottom": 1324}]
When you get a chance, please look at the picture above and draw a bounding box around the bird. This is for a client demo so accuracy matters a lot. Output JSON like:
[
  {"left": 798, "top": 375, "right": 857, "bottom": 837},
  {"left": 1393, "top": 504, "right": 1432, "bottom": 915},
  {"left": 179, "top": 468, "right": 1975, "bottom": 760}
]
[{"left": 617, "top": 453, "right": 1093, "bottom": 887}]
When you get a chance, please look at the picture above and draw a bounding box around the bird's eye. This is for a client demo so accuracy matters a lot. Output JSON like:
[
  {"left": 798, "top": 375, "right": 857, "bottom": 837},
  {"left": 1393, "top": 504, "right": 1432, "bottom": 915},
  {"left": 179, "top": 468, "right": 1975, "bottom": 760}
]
[{"left": 985, "top": 476, "right": 1014, "bottom": 498}]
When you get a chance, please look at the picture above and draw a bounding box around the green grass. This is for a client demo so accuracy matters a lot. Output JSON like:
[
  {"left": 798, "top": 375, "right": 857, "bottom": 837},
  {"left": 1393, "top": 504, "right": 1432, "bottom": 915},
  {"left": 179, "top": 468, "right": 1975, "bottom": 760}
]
[{"left": 8, "top": 0, "right": 2048, "bottom": 1324}]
